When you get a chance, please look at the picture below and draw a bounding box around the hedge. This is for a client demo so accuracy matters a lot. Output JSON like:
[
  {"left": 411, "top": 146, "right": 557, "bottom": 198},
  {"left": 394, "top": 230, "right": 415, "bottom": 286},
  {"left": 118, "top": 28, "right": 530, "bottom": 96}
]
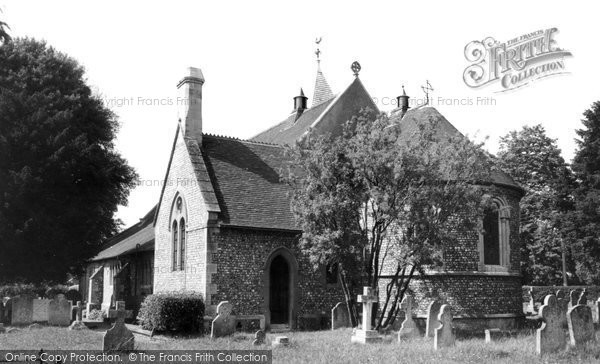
[{"left": 137, "top": 292, "right": 205, "bottom": 333}]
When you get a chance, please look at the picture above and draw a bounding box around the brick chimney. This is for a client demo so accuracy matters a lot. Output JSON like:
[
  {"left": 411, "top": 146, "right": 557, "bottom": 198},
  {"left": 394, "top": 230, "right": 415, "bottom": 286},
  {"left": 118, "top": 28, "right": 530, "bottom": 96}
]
[{"left": 177, "top": 67, "right": 204, "bottom": 143}]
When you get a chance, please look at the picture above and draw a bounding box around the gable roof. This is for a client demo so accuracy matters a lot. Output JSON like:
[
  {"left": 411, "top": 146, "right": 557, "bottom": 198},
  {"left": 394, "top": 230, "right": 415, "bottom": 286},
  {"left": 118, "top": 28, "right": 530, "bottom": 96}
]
[
  {"left": 390, "top": 106, "right": 523, "bottom": 193},
  {"left": 252, "top": 77, "right": 379, "bottom": 145},
  {"left": 201, "top": 135, "right": 298, "bottom": 231},
  {"left": 91, "top": 206, "right": 156, "bottom": 261}
]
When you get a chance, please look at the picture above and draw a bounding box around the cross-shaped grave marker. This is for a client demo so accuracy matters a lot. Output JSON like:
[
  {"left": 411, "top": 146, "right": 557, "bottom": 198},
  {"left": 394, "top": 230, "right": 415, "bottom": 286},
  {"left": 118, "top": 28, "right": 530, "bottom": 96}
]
[
  {"left": 68, "top": 301, "right": 88, "bottom": 330},
  {"left": 351, "top": 287, "right": 382, "bottom": 344},
  {"left": 103, "top": 301, "right": 134, "bottom": 351}
]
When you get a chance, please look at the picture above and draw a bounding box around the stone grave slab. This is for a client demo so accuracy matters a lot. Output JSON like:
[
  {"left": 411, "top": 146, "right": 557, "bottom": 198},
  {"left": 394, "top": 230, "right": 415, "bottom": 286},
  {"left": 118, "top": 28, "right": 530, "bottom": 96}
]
[
  {"left": 398, "top": 295, "right": 420, "bottom": 340},
  {"left": 272, "top": 336, "right": 289, "bottom": 347},
  {"left": 536, "top": 294, "right": 566, "bottom": 355},
  {"left": 103, "top": 304, "right": 134, "bottom": 351},
  {"left": 11, "top": 296, "right": 33, "bottom": 326},
  {"left": 69, "top": 301, "right": 88, "bottom": 330},
  {"left": 434, "top": 304, "right": 455, "bottom": 350},
  {"left": 48, "top": 294, "right": 72, "bottom": 326},
  {"left": 426, "top": 300, "right": 442, "bottom": 338},
  {"left": 32, "top": 299, "right": 50, "bottom": 322},
  {"left": 567, "top": 304, "right": 595, "bottom": 347},
  {"left": 211, "top": 301, "right": 236, "bottom": 338},
  {"left": 331, "top": 302, "right": 350, "bottom": 330}
]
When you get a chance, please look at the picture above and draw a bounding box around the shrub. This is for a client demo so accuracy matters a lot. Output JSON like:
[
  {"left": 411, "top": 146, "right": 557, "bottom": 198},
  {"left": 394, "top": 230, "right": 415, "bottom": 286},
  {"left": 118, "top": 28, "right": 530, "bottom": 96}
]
[
  {"left": 0, "top": 283, "right": 37, "bottom": 298},
  {"left": 87, "top": 309, "right": 106, "bottom": 321},
  {"left": 137, "top": 292, "right": 205, "bottom": 333},
  {"left": 45, "top": 285, "right": 69, "bottom": 299}
]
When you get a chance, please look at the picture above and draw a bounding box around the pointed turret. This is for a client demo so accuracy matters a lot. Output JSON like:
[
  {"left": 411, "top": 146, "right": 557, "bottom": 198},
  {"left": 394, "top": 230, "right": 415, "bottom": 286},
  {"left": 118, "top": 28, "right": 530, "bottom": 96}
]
[{"left": 312, "top": 63, "right": 334, "bottom": 107}]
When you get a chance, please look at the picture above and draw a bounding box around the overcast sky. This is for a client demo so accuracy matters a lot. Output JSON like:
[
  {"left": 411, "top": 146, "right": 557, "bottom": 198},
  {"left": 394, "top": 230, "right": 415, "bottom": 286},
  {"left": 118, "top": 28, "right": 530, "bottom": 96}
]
[{"left": 2, "top": 0, "right": 598, "bottom": 227}]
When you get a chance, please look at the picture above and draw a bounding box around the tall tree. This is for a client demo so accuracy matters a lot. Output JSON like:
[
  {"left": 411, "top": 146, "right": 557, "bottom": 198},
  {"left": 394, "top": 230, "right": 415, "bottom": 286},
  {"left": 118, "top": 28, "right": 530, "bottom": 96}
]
[
  {"left": 0, "top": 38, "right": 138, "bottom": 282},
  {"left": 498, "top": 125, "right": 576, "bottom": 285},
  {"left": 570, "top": 101, "right": 600, "bottom": 284},
  {"left": 286, "top": 110, "right": 494, "bottom": 328},
  {"left": 0, "top": 10, "right": 11, "bottom": 45}
]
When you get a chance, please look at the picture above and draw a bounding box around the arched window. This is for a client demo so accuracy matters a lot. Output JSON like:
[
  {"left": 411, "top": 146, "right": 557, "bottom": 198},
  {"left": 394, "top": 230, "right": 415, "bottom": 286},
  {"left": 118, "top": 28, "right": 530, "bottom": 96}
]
[
  {"left": 479, "top": 198, "right": 510, "bottom": 271},
  {"left": 180, "top": 217, "right": 186, "bottom": 270},
  {"left": 170, "top": 194, "right": 188, "bottom": 272},
  {"left": 172, "top": 220, "right": 178, "bottom": 271}
]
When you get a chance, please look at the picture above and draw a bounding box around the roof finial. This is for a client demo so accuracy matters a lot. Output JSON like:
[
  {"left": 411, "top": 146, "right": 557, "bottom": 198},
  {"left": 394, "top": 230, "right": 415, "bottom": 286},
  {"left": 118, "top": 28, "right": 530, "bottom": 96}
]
[
  {"left": 421, "top": 80, "right": 433, "bottom": 105},
  {"left": 315, "top": 37, "right": 322, "bottom": 65},
  {"left": 351, "top": 61, "right": 361, "bottom": 77}
]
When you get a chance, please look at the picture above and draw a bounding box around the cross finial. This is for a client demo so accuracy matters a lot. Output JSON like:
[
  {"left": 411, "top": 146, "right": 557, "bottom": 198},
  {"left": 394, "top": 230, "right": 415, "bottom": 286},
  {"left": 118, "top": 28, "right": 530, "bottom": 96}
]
[
  {"left": 421, "top": 80, "right": 434, "bottom": 105},
  {"left": 351, "top": 61, "right": 361, "bottom": 77}
]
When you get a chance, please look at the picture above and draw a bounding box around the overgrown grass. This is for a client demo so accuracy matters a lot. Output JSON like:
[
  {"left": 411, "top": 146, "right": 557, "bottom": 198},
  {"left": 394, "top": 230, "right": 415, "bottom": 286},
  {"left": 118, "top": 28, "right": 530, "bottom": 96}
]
[{"left": 1, "top": 327, "right": 600, "bottom": 363}]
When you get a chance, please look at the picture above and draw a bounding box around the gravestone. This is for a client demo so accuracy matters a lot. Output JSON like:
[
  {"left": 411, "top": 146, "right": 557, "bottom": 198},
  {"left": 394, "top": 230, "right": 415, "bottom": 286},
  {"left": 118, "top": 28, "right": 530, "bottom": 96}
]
[
  {"left": 331, "top": 302, "right": 350, "bottom": 330},
  {"left": 351, "top": 287, "right": 382, "bottom": 344},
  {"left": 109, "top": 301, "right": 133, "bottom": 322},
  {"left": 398, "top": 295, "right": 420, "bottom": 340},
  {"left": 426, "top": 300, "right": 442, "bottom": 338},
  {"left": 536, "top": 294, "right": 566, "bottom": 355},
  {"left": 578, "top": 289, "right": 587, "bottom": 305},
  {"left": 568, "top": 289, "right": 580, "bottom": 309},
  {"left": 0, "top": 323, "right": 4, "bottom": 333},
  {"left": 567, "top": 303, "right": 595, "bottom": 347},
  {"left": 103, "top": 303, "right": 134, "bottom": 351},
  {"left": 525, "top": 287, "right": 535, "bottom": 314},
  {"left": 556, "top": 290, "right": 569, "bottom": 327},
  {"left": 253, "top": 330, "right": 266, "bottom": 346},
  {"left": 48, "top": 294, "right": 72, "bottom": 326},
  {"left": 272, "top": 336, "right": 289, "bottom": 347},
  {"left": 0, "top": 301, "right": 3, "bottom": 324},
  {"left": 434, "top": 304, "right": 454, "bottom": 350},
  {"left": 211, "top": 301, "right": 236, "bottom": 338},
  {"left": 11, "top": 296, "right": 33, "bottom": 325},
  {"left": 32, "top": 299, "right": 50, "bottom": 322},
  {"left": 69, "top": 301, "right": 88, "bottom": 330}
]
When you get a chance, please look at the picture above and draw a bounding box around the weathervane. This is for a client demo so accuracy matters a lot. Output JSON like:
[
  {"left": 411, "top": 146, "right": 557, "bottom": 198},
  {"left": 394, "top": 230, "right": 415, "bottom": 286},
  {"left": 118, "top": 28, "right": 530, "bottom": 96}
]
[
  {"left": 421, "top": 80, "right": 434, "bottom": 105},
  {"left": 351, "top": 61, "right": 361, "bottom": 77},
  {"left": 315, "top": 37, "right": 322, "bottom": 64}
]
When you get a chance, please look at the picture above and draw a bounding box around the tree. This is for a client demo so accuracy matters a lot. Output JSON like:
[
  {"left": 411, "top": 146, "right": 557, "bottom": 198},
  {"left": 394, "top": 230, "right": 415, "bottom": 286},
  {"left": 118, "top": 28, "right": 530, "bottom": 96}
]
[
  {"left": 0, "top": 9, "right": 11, "bottom": 44},
  {"left": 286, "top": 110, "right": 495, "bottom": 328},
  {"left": 570, "top": 101, "right": 600, "bottom": 284},
  {"left": 0, "top": 38, "right": 138, "bottom": 282},
  {"left": 497, "top": 125, "right": 576, "bottom": 285}
]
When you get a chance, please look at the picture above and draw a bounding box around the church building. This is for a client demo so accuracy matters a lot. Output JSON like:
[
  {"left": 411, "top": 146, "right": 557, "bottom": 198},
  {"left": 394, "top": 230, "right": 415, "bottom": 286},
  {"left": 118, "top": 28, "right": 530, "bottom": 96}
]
[{"left": 81, "top": 57, "right": 523, "bottom": 331}]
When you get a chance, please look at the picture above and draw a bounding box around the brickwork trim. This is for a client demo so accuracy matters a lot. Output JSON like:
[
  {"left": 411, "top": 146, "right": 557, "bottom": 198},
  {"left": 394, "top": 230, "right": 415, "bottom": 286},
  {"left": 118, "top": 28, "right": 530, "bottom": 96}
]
[{"left": 380, "top": 271, "right": 522, "bottom": 278}]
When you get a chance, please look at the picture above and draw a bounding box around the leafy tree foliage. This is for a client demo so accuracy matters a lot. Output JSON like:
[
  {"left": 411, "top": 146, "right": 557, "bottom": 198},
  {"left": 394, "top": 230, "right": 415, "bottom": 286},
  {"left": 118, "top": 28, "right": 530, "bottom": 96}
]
[
  {"left": 0, "top": 38, "right": 138, "bottom": 282},
  {"left": 498, "top": 125, "right": 576, "bottom": 285},
  {"left": 286, "top": 110, "right": 495, "bottom": 328},
  {"left": 570, "top": 101, "right": 600, "bottom": 284},
  {"left": 0, "top": 10, "right": 10, "bottom": 44}
]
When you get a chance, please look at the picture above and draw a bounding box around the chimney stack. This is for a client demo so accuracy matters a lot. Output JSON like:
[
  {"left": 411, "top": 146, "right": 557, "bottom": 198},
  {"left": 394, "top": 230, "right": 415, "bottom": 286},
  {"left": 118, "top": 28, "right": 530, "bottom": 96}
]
[
  {"left": 177, "top": 67, "right": 205, "bottom": 143},
  {"left": 293, "top": 88, "right": 308, "bottom": 120},
  {"left": 396, "top": 86, "right": 410, "bottom": 118}
]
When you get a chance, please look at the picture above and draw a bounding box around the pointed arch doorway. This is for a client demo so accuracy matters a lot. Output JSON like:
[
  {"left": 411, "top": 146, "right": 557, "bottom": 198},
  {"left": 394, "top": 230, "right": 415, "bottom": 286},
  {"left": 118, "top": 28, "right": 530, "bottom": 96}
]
[{"left": 263, "top": 247, "right": 298, "bottom": 329}]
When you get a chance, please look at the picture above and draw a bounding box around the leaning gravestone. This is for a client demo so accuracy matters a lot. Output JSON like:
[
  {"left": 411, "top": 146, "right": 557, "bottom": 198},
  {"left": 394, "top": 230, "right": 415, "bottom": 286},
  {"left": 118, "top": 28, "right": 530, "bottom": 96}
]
[
  {"left": 48, "top": 294, "right": 72, "bottom": 326},
  {"left": 398, "top": 295, "right": 420, "bottom": 340},
  {"left": 578, "top": 289, "right": 587, "bottom": 305},
  {"left": 11, "top": 296, "right": 33, "bottom": 325},
  {"left": 103, "top": 304, "right": 134, "bottom": 351},
  {"left": 253, "top": 330, "right": 266, "bottom": 346},
  {"left": 32, "top": 299, "right": 50, "bottom": 322},
  {"left": 211, "top": 301, "right": 236, "bottom": 338},
  {"left": 567, "top": 301, "right": 595, "bottom": 347},
  {"left": 556, "top": 290, "right": 569, "bottom": 328},
  {"left": 434, "top": 304, "right": 454, "bottom": 350},
  {"left": 331, "top": 302, "right": 350, "bottom": 330},
  {"left": 426, "top": 300, "right": 442, "bottom": 338},
  {"left": 536, "top": 294, "right": 566, "bottom": 355}
]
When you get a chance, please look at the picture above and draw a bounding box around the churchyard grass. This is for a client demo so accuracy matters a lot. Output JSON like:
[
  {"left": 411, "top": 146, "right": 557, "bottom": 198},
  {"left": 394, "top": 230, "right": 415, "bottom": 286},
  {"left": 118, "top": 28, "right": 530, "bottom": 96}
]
[{"left": 2, "top": 327, "right": 600, "bottom": 363}]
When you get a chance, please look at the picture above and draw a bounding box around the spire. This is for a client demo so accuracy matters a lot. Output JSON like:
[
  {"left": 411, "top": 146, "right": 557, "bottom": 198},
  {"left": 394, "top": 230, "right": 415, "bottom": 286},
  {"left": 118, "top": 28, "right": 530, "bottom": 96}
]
[{"left": 312, "top": 37, "right": 334, "bottom": 107}]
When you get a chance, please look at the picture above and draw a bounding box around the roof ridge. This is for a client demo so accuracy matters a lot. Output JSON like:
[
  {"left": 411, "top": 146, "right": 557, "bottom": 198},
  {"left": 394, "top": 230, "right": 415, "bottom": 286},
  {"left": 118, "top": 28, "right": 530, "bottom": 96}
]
[{"left": 204, "top": 133, "right": 284, "bottom": 148}]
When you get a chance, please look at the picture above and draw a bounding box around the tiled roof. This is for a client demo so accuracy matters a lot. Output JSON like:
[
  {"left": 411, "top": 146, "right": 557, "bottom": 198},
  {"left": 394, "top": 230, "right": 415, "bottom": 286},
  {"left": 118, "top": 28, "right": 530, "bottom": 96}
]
[
  {"left": 92, "top": 207, "right": 156, "bottom": 261},
  {"left": 312, "top": 65, "right": 334, "bottom": 107},
  {"left": 390, "top": 106, "right": 523, "bottom": 192},
  {"left": 201, "top": 134, "right": 299, "bottom": 231},
  {"left": 250, "top": 98, "right": 335, "bottom": 145}
]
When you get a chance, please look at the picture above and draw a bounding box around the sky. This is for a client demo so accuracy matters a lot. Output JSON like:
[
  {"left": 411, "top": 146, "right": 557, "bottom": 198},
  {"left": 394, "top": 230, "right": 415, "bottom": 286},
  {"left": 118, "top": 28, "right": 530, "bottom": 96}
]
[{"left": 1, "top": 0, "right": 598, "bottom": 227}]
